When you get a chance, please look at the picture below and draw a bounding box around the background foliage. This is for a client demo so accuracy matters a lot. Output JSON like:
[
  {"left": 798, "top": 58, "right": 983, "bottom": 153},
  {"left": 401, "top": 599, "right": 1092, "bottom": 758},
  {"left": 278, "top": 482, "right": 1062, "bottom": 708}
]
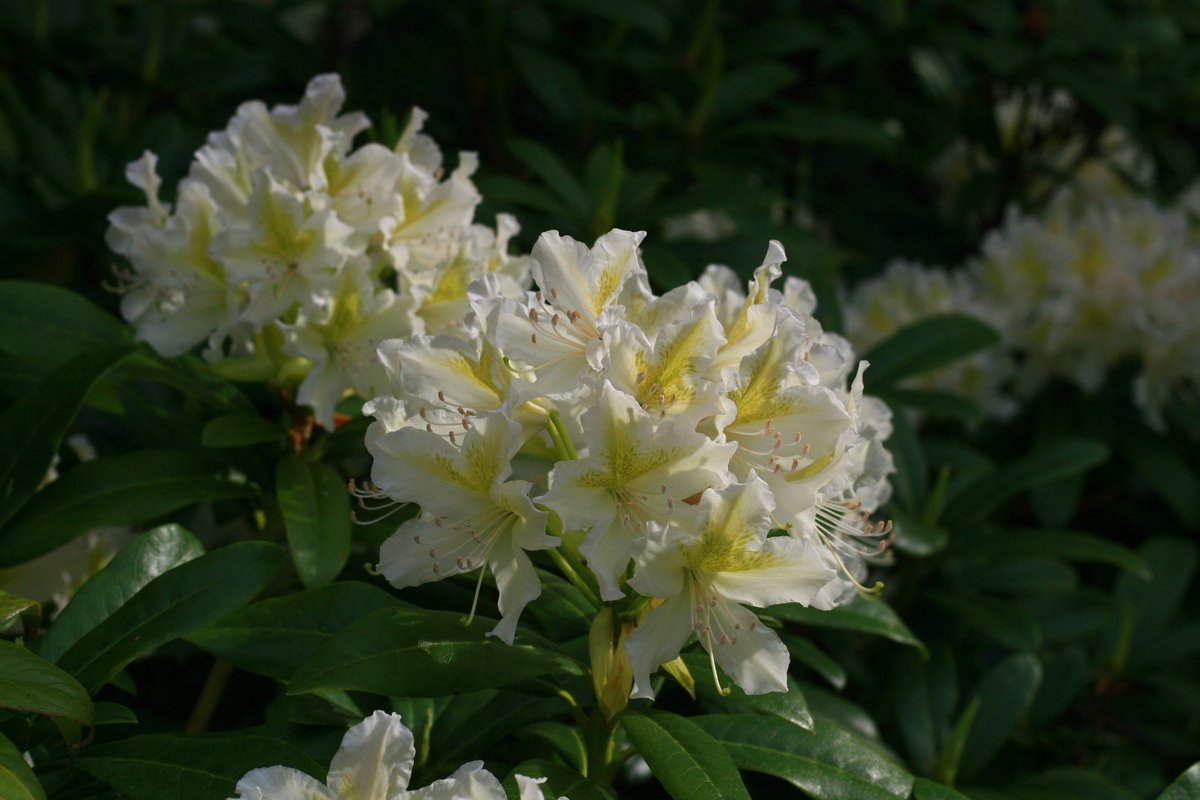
[{"left": 1, "top": 1, "right": 1199, "bottom": 799}]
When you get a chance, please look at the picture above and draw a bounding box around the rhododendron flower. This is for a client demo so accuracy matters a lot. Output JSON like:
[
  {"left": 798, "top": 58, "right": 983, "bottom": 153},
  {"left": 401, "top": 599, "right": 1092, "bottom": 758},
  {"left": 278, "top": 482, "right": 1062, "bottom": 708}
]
[
  {"left": 229, "top": 710, "right": 557, "bottom": 799},
  {"left": 624, "top": 477, "right": 837, "bottom": 698}
]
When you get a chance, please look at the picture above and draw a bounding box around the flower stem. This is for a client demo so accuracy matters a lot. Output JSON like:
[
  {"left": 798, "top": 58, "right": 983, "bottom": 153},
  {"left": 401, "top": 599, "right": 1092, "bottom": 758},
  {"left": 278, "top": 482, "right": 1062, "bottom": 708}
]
[
  {"left": 547, "top": 410, "right": 578, "bottom": 460},
  {"left": 547, "top": 547, "right": 602, "bottom": 610}
]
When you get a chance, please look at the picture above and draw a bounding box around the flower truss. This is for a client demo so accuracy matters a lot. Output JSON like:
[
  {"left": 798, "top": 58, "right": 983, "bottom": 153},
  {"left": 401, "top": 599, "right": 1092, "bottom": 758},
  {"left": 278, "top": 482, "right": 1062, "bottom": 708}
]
[
  {"left": 108, "top": 75, "right": 529, "bottom": 428},
  {"left": 363, "top": 228, "right": 896, "bottom": 696},
  {"left": 229, "top": 710, "right": 561, "bottom": 800}
]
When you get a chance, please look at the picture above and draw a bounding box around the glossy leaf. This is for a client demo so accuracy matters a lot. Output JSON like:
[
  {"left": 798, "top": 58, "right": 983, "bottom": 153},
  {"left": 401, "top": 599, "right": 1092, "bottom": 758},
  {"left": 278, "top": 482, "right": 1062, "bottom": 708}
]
[
  {"left": 686, "top": 651, "right": 814, "bottom": 732},
  {"left": 201, "top": 414, "right": 285, "bottom": 447},
  {"left": 0, "top": 589, "right": 38, "bottom": 629},
  {"left": 0, "top": 450, "right": 249, "bottom": 566},
  {"left": 959, "top": 653, "right": 1042, "bottom": 779},
  {"left": 622, "top": 710, "right": 751, "bottom": 800},
  {"left": 0, "top": 281, "right": 128, "bottom": 369},
  {"left": 38, "top": 524, "right": 205, "bottom": 663},
  {"left": 950, "top": 529, "right": 1150, "bottom": 578},
  {"left": 188, "top": 582, "right": 400, "bottom": 681},
  {"left": 769, "top": 594, "right": 924, "bottom": 652},
  {"left": 695, "top": 715, "right": 913, "bottom": 799},
  {"left": 0, "top": 345, "right": 131, "bottom": 530},
  {"left": 0, "top": 641, "right": 93, "bottom": 734},
  {"left": 276, "top": 457, "right": 351, "bottom": 588},
  {"left": 287, "top": 607, "right": 584, "bottom": 697},
  {"left": 0, "top": 732, "right": 45, "bottom": 800},
  {"left": 57, "top": 542, "right": 284, "bottom": 694},
  {"left": 942, "top": 439, "right": 1109, "bottom": 525},
  {"left": 859, "top": 314, "right": 1000, "bottom": 389},
  {"left": 76, "top": 733, "right": 324, "bottom": 800},
  {"left": 912, "top": 777, "right": 975, "bottom": 800}
]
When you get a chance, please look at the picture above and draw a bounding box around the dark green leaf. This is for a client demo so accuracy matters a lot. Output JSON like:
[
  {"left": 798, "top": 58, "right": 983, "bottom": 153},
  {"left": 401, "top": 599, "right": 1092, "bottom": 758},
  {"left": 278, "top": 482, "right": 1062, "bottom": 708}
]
[
  {"left": 201, "top": 414, "right": 285, "bottom": 447},
  {"left": 878, "top": 389, "right": 982, "bottom": 421},
  {"left": 0, "top": 451, "right": 249, "bottom": 566},
  {"left": 0, "top": 732, "right": 45, "bottom": 800},
  {"left": 890, "top": 647, "right": 957, "bottom": 777},
  {"left": 959, "top": 653, "right": 1042, "bottom": 779},
  {"left": 859, "top": 315, "right": 1000, "bottom": 390},
  {"left": 780, "top": 633, "right": 846, "bottom": 690},
  {"left": 57, "top": 542, "right": 284, "bottom": 694},
  {"left": 0, "top": 345, "right": 131, "bottom": 530},
  {"left": 885, "top": 409, "right": 926, "bottom": 515},
  {"left": 770, "top": 595, "right": 924, "bottom": 652},
  {"left": 949, "top": 529, "right": 1150, "bottom": 579},
  {"left": 430, "top": 690, "right": 567, "bottom": 774},
  {"left": 276, "top": 457, "right": 351, "bottom": 588},
  {"left": 0, "top": 589, "right": 38, "bottom": 629},
  {"left": 890, "top": 508, "right": 949, "bottom": 557},
  {"left": 686, "top": 651, "right": 815, "bottom": 732},
  {"left": 38, "top": 524, "right": 205, "bottom": 663},
  {"left": 622, "top": 710, "right": 751, "bottom": 800},
  {"left": 76, "top": 733, "right": 324, "bottom": 800},
  {"left": 928, "top": 591, "right": 1041, "bottom": 651},
  {"left": 0, "top": 641, "right": 93, "bottom": 734},
  {"left": 738, "top": 108, "right": 896, "bottom": 151},
  {"left": 1125, "top": 438, "right": 1200, "bottom": 529},
  {"left": 507, "top": 138, "right": 588, "bottom": 218},
  {"left": 288, "top": 607, "right": 583, "bottom": 697},
  {"left": 942, "top": 439, "right": 1110, "bottom": 525},
  {"left": 1007, "top": 767, "right": 1140, "bottom": 800},
  {"left": 0, "top": 282, "right": 128, "bottom": 369},
  {"left": 694, "top": 715, "right": 913, "bottom": 799},
  {"left": 93, "top": 701, "right": 138, "bottom": 726},
  {"left": 912, "top": 776, "right": 975, "bottom": 800},
  {"left": 188, "top": 582, "right": 400, "bottom": 681}
]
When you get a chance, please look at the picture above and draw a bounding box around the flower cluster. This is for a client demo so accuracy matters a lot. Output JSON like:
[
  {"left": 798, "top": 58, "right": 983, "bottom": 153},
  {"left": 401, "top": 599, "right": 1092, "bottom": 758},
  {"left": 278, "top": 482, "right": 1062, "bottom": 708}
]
[
  {"left": 841, "top": 187, "right": 1200, "bottom": 430},
  {"left": 107, "top": 74, "right": 528, "bottom": 427},
  {"left": 229, "top": 710, "right": 560, "bottom": 800},
  {"left": 363, "top": 230, "right": 894, "bottom": 696},
  {"left": 841, "top": 259, "right": 1017, "bottom": 420}
]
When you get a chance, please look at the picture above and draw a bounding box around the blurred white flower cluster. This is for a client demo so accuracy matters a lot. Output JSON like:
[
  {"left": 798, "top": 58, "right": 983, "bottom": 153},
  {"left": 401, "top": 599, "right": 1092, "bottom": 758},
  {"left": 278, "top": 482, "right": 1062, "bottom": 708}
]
[
  {"left": 230, "top": 710, "right": 562, "bottom": 800},
  {"left": 108, "top": 74, "right": 528, "bottom": 428},
  {"left": 363, "top": 230, "right": 894, "bottom": 697},
  {"left": 843, "top": 180, "right": 1200, "bottom": 430},
  {"left": 842, "top": 260, "right": 1018, "bottom": 420}
]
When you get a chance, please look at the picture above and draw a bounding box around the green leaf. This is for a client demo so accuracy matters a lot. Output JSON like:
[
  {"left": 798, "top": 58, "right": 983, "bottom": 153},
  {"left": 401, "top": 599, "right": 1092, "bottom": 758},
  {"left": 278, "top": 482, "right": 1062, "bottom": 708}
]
[
  {"left": 928, "top": 591, "right": 1040, "bottom": 651},
  {"left": 93, "top": 701, "right": 138, "bottom": 726},
  {"left": 276, "top": 457, "right": 351, "bottom": 588},
  {"left": 694, "top": 715, "right": 913, "bottom": 799},
  {"left": 685, "top": 651, "right": 815, "bottom": 732},
  {"left": 0, "top": 589, "right": 38, "bottom": 630},
  {"left": 0, "top": 641, "right": 93, "bottom": 735},
  {"left": 942, "top": 439, "right": 1110, "bottom": 525},
  {"left": 1114, "top": 538, "right": 1197, "bottom": 669},
  {"left": 1159, "top": 762, "right": 1200, "bottom": 800},
  {"left": 738, "top": 108, "right": 896, "bottom": 151},
  {"left": 37, "top": 524, "right": 205, "bottom": 663},
  {"left": 769, "top": 595, "right": 924, "bottom": 652},
  {"left": 201, "top": 414, "right": 285, "bottom": 447},
  {"left": 56, "top": 542, "right": 284, "bottom": 694},
  {"left": 507, "top": 138, "right": 589, "bottom": 218},
  {"left": 430, "top": 690, "right": 568, "bottom": 775},
  {"left": 505, "top": 760, "right": 615, "bottom": 800},
  {"left": 885, "top": 409, "right": 927, "bottom": 515},
  {"left": 1125, "top": 438, "right": 1200, "bottom": 530},
  {"left": 779, "top": 633, "right": 846, "bottom": 690},
  {"left": 949, "top": 529, "right": 1150, "bottom": 579},
  {"left": 288, "top": 607, "right": 584, "bottom": 697},
  {"left": 0, "top": 281, "right": 128, "bottom": 369},
  {"left": 0, "top": 732, "right": 45, "bottom": 800},
  {"left": 0, "top": 450, "right": 250, "bottom": 566},
  {"left": 959, "top": 653, "right": 1042, "bottom": 779},
  {"left": 622, "top": 710, "right": 751, "bottom": 800},
  {"left": 0, "top": 345, "right": 131, "bottom": 530},
  {"left": 859, "top": 315, "right": 1000, "bottom": 390},
  {"left": 188, "top": 582, "right": 401, "bottom": 681},
  {"left": 890, "top": 508, "right": 949, "bottom": 557},
  {"left": 912, "top": 776, "right": 975, "bottom": 800},
  {"left": 890, "top": 647, "right": 958, "bottom": 777},
  {"left": 76, "top": 733, "right": 324, "bottom": 800},
  {"left": 878, "top": 389, "right": 982, "bottom": 421},
  {"left": 934, "top": 697, "right": 978, "bottom": 788},
  {"left": 1007, "top": 767, "right": 1140, "bottom": 800}
]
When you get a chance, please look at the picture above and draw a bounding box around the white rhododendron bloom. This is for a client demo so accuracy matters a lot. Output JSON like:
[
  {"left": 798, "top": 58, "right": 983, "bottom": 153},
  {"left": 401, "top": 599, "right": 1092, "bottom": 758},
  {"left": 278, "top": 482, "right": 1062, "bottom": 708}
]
[
  {"left": 366, "top": 227, "right": 895, "bottom": 696},
  {"left": 229, "top": 710, "right": 557, "bottom": 800},
  {"left": 108, "top": 74, "right": 529, "bottom": 428},
  {"left": 842, "top": 259, "right": 1017, "bottom": 420}
]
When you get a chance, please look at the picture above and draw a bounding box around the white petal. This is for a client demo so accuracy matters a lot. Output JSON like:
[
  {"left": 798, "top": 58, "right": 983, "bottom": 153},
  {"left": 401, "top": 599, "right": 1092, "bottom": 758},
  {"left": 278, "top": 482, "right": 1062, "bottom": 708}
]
[
  {"left": 486, "top": 539, "right": 542, "bottom": 645},
  {"left": 710, "top": 535, "right": 838, "bottom": 609},
  {"left": 708, "top": 603, "right": 790, "bottom": 695},
  {"left": 399, "top": 761, "right": 506, "bottom": 800},
  {"left": 624, "top": 593, "right": 695, "bottom": 699},
  {"left": 326, "top": 710, "right": 415, "bottom": 800},
  {"left": 232, "top": 766, "right": 333, "bottom": 800}
]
